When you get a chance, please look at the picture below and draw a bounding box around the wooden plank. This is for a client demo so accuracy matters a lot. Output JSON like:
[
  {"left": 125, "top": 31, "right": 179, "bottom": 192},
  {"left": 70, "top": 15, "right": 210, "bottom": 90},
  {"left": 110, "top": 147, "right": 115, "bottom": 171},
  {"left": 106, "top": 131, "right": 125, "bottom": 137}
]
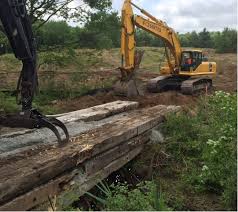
[
  {"left": 0, "top": 130, "right": 149, "bottom": 211},
  {"left": 58, "top": 146, "right": 144, "bottom": 209},
  {"left": 0, "top": 146, "right": 143, "bottom": 211},
  {"left": 0, "top": 101, "right": 138, "bottom": 156},
  {"left": 56, "top": 100, "right": 139, "bottom": 122},
  {"left": 0, "top": 100, "right": 138, "bottom": 138},
  {"left": 0, "top": 105, "right": 180, "bottom": 210},
  {"left": 84, "top": 130, "right": 151, "bottom": 175}
]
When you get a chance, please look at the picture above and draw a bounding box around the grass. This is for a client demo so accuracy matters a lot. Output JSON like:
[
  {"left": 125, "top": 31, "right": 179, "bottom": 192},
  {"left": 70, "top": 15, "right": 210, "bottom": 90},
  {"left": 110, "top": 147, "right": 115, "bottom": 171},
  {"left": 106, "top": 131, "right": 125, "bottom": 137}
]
[
  {"left": 0, "top": 72, "right": 115, "bottom": 115},
  {"left": 0, "top": 47, "right": 231, "bottom": 95},
  {"left": 0, "top": 54, "right": 22, "bottom": 72},
  {"left": 0, "top": 48, "right": 117, "bottom": 114},
  {"left": 131, "top": 91, "right": 237, "bottom": 210},
  {"left": 0, "top": 92, "right": 20, "bottom": 113},
  {"left": 60, "top": 180, "right": 170, "bottom": 211}
]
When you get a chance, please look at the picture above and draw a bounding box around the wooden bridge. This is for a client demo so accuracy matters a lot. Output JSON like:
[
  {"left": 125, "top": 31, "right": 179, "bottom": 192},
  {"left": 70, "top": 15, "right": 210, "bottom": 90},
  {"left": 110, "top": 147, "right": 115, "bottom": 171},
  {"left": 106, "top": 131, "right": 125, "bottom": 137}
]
[{"left": 0, "top": 101, "right": 180, "bottom": 210}]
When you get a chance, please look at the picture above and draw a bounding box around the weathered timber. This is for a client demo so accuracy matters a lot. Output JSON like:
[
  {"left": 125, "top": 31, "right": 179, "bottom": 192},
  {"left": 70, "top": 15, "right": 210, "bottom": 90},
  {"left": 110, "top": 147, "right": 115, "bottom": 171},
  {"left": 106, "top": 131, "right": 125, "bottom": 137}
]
[
  {"left": 1, "top": 136, "right": 147, "bottom": 211},
  {"left": 0, "top": 103, "right": 180, "bottom": 210},
  {"left": 54, "top": 100, "right": 139, "bottom": 122},
  {"left": 0, "top": 100, "right": 138, "bottom": 156}
]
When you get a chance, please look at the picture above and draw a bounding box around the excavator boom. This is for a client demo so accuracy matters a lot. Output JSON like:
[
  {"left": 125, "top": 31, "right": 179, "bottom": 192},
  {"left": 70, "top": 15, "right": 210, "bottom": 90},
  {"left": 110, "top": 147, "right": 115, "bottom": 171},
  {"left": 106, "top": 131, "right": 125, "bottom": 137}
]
[{"left": 121, "top": 0, "right": 182, "bottom": 74}]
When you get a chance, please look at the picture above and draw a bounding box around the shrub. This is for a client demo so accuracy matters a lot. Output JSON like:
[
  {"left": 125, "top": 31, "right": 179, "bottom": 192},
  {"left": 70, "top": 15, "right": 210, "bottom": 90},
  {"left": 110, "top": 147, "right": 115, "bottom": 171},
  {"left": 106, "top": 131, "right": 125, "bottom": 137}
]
[
  {"left": 0, "top": 92, "right": 19, "bottom": 114},
  {"left": 86, "top": 181, "right": 170, "bottom": 211},
  {"left": 162, "top": 91, "right": 237, "bottom": 210},
  {"left": 39, "top": 49, "right": 77, "bottom": 67}
]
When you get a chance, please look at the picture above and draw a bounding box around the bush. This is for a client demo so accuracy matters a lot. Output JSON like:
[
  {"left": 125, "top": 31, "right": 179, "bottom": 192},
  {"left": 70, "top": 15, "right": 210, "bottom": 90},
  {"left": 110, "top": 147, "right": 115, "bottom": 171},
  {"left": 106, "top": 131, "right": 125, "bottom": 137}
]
[
  {"left": 95, "top": 34, "right": 113, "bottom": 49},
  {"left": 86, "top": 181, "right": 170, "bottom": 211},
  {"left": 0, "top": 92, "right": 19, "bottom": 114},
  {"left": 162, "top": 91, "right": 237, "bottom": 210},
  {"left": 39, "top": 48, "right": 77, "bottom": 67}
]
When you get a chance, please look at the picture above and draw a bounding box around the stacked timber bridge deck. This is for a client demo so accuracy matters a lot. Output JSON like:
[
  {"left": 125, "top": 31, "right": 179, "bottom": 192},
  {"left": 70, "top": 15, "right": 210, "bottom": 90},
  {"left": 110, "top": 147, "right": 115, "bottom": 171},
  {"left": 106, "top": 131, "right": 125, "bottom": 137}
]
[{"left": 0, "top": 101, "right": 180, "bottom": 210}]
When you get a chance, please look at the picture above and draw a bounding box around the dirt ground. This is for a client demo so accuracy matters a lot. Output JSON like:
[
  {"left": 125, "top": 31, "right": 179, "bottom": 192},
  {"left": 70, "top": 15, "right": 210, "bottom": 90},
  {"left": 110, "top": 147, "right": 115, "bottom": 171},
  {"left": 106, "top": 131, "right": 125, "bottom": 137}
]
[
  {"left": 0, "top": 49, "right": 236, "bottom": 113},
  {"left": 53, "top": 51, "right": 237, "bottom": 113}
]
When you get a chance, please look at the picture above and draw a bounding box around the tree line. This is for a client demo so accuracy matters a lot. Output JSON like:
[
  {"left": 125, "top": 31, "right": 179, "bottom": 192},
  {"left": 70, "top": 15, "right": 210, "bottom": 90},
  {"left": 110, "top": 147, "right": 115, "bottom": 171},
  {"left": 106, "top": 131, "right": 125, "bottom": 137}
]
[
  {"left": 136, "top": 27, "right": 237, "bottom": 53},
  {"left": 0, "top": 9, "right": 236, "bottom": 53}
]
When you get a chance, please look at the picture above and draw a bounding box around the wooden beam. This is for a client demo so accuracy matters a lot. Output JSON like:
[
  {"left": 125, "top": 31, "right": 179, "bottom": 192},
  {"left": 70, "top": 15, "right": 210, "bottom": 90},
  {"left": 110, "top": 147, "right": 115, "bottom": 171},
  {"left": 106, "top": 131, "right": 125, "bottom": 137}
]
[
  {"left": 0, "top": 103, "right": 180, "bottom": 210},
  {"left": 0, "top": 100, "right": 139, "bottom": 156},
  {"left": 0, "top": 134, "right": 149, "bottom": 211},
  {"left": 0, "top": 100, "right": 138, "bottom": 138}
]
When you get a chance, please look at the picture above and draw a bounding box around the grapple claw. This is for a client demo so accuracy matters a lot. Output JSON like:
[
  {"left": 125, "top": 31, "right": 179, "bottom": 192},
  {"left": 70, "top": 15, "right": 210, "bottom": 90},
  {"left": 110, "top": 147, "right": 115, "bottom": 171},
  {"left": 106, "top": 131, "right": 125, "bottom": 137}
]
[
  {"left": 0, "top": 109, "right": 69, "bottom": 145},
  {"left": 41, "top": 117, "right": 70, "bottom": 145}
]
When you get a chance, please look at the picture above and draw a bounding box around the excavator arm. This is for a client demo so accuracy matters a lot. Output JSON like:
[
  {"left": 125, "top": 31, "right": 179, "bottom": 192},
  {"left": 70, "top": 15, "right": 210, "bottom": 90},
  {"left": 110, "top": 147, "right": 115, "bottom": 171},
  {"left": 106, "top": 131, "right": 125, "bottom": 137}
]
[
  {"left": 120, "top": 0, "right": 182, "bottom": 75},
  {"left": 0, "top": 0, "right": 69, "bottom": 144}
]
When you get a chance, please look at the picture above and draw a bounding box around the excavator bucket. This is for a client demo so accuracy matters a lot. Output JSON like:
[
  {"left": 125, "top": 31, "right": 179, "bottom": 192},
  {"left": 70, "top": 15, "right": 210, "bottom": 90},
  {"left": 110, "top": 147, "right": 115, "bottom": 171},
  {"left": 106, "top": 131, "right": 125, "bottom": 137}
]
[
  {"left": 114, "top": 75, "right": 143, "bottom": 97},
  {"left": 114, "top": 50, "right": 144, "bottom": 97}
]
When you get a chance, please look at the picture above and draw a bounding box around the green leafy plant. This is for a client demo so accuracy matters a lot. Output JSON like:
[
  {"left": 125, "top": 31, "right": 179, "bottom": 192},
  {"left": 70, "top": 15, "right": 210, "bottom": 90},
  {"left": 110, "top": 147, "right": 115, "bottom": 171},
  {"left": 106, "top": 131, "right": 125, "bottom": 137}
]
[
  {"left": 0, "top": 92, "right": 20, "bottom": 114},
  {"left": 86, "top": 181, "right": 170, "bottom": 211},
  {"left": 162, "top": 91, "right": 237, "bottom": 210}
]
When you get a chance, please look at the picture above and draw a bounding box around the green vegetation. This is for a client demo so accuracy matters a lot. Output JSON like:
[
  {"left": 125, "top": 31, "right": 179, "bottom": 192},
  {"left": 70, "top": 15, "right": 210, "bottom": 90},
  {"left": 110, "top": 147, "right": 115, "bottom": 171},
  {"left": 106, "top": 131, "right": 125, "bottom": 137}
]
[
  {"left": 0, "top": 92, "right": 20, "bottom": 113},
  {"left": 137, "top": 28, "right": 237, "bottom": 53},
  {"left": 1, "top": 18, "right": 236, "bottom": 54},
  {"left": 61, "top": 181, "right": 169, "bottom": 211},
  {"left": 35, "top": 11, "right": 121, "bottom": 51},
  {"left": 89, "top": 181, "right": 169, "bottom": 211},
  {"left": 37, "top": 24, "right": 237, "bottom": 54},
  {"left": 0, "top": 0, "right": 236, "bottom": 211},
  {"left": 0, "top": 78, "right": 112, "bottom": 115},
  {"left": 160, "top": 91, "right": 237, "bottom": 210},
  {"left": 77, "top": 12, "right": 120, "bottom": 49},
  {"left": 0, "top": 49, "right": 114, "bottom": 115},
  {"left": 212, "top": 28, "right": 237, "bottom": 53},
  {"left": 26, "top": 0, "right": 112, "bottom": 27}
]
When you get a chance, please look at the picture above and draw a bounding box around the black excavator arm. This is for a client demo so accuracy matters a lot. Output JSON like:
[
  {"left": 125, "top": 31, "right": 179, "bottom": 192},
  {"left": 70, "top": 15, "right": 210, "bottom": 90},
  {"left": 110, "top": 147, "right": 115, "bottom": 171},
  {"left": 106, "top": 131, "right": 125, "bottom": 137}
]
[{"left": 0, "top": 0, "right": 69, "bottom": 145}]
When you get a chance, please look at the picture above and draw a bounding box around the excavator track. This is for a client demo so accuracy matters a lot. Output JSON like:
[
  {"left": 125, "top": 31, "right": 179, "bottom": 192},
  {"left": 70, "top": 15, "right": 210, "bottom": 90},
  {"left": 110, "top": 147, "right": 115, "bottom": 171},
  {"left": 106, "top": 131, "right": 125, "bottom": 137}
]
[
  {"left": 147, "top": 76, "right": 189, "bottom": 93},
  {"left": 147, "top": 76, "right": 171, "bottom": 92},
  {"left": 181, "top": 77, "right": 212, "bottom": 95},
  {"left": 147, "top": 75, "right": 213, "bottom": 95}
]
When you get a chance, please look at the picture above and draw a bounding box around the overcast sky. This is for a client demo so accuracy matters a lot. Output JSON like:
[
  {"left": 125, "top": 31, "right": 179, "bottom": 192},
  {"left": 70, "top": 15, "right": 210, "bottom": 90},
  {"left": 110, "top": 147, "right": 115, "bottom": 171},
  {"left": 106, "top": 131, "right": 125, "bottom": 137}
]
[{"left": 111, "top": 0, "right": 237, "bottom": 32}]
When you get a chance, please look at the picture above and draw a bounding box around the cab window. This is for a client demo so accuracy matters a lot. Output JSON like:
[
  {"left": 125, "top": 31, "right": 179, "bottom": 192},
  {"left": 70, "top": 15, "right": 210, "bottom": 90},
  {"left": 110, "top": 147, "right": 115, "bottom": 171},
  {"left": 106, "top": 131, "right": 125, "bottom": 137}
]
[
  {"left": 193, "top": 52, "right": 202, "bottom": 69},
  {"left": 181, "top": 52, "right": 191, "bottom": 65}
]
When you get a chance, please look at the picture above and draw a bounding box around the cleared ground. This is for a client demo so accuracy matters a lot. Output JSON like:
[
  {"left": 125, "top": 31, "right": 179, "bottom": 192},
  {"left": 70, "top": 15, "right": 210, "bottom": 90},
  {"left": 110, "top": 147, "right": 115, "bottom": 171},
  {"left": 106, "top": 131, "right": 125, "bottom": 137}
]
[
  {"left": 46, "top": 48, "right": 237, "bottom": 112},
  {"left": 0, "top": 47, "right": 237, "bottom": 113}
]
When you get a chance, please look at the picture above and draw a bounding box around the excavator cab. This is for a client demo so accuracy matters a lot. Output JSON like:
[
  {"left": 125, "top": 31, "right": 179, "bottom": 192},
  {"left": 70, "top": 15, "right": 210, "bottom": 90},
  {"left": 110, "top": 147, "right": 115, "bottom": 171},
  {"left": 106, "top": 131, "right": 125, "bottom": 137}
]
[
  {"left": 181, "top": 50, "right": 203, "bottom": 71},
  {"left": 179, "top": 50, "right": 216, "bottom": 76}
]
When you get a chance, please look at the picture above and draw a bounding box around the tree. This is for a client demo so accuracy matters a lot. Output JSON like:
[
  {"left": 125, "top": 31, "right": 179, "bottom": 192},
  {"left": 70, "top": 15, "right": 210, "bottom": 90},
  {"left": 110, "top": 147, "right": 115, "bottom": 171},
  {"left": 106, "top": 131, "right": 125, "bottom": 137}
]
[
  {"left": 75, "top": 11, "right": 120, "bottom": 49},
  {"left": 135, "top": 29, "right": 163, "bottom": 47},
  {"left": 26, "top": 0, "right": 112, "bottom": 28},
  {"left": 198, "top": 28, "right": 213, "bottom": 48},
  {"left": 85, "top": 11, "right": 120, "bottom": 47},
  {"left": 0, "top": 31, "right": 12, "bottom": 54},
  {"left": 189, "top": 31, "right": 200, "bottom": 47},
  {"left": 36, "top": 21, "right": 73, "bottom": 49},
  {"left": 178, "top": 33, "right": 191, "bottom": 47},
  {"left": 213, "top": 28, "right": 237, "bottom": 53}
]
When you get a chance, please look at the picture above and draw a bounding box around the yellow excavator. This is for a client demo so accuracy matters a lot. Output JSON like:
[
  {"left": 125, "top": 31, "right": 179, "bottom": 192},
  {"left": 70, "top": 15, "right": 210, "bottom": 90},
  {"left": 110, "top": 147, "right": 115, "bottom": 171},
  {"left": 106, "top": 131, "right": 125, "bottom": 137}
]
[{"left": 114, "top": 0, "right": 216, "bottom": 96}]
